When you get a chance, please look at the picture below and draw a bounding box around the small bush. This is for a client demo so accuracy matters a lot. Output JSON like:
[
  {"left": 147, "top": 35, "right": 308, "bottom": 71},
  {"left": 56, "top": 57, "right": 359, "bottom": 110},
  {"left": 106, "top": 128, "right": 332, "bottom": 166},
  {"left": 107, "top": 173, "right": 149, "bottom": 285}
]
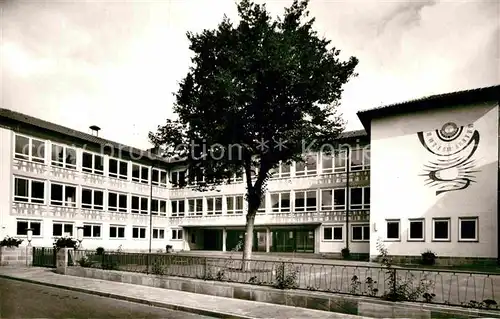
[
  {"left": 53, "top": 237, "right": 78, "bottom": 250},
  {"left": 421, "top": 250, "right": 437, "bottom": 266},
  {"left": 77, "top": 256, "right": 93, "bottom": 267},
  {"left": 96, "top": 247, "right": 105, "bottom": 255},
  {"left": 273, "top": 261, "right": 300, "bottom": 289},
  {"left": 341, "top": 247, "right": 350, "bottom": 259},
  {"left": 0, "top": 236, "right": 23, "bottom": 248}
]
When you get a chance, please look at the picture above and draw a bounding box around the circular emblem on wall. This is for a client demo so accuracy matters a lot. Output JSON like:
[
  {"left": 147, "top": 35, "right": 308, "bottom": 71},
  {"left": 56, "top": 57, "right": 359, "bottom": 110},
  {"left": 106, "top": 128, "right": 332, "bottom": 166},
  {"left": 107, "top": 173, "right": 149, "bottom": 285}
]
[{"left": 439, "top": 122, "right": 459, "bottom": 141}]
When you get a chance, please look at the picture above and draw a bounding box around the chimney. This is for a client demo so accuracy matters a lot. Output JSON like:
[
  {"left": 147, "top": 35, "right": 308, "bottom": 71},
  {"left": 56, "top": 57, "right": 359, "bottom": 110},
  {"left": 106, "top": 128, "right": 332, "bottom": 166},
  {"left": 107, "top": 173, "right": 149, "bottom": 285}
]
[{"left": 89, "top": 125, "right": 101, "bottom": 137}]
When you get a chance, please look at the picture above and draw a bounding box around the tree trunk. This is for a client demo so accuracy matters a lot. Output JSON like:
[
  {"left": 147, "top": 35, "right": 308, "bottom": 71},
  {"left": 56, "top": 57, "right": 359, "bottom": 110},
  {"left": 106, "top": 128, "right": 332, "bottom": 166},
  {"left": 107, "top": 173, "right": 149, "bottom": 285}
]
[{"left": 242, "top": 213, "right": 256, "bottom": 271}]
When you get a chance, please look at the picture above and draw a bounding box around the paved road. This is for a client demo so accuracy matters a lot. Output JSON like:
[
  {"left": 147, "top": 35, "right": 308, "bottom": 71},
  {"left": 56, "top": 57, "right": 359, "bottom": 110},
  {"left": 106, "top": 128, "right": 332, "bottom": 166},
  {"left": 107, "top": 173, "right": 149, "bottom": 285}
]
[{"left": 0, "top": 278, "right": 213, "bottom": 319}]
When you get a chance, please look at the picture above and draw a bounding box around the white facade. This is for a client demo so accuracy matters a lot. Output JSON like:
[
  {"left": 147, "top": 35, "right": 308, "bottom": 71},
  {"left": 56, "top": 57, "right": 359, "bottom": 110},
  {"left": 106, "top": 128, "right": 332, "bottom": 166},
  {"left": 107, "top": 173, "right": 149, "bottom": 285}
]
[
  {"left": 0, "top": 113, "right": 371, "bottom": 255},
  {"left": 369, "top": 102, "right": 499, "bottom": 259}
]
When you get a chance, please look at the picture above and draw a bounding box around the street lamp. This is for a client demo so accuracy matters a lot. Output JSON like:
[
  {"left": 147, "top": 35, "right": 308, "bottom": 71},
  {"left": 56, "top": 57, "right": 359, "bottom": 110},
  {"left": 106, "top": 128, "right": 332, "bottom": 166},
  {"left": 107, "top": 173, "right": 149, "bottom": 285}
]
[
  {"left": 26, "top": 228, "right": 33, "bottom": 247},
  {"left": 77, "top": 226, "right": 84, "bottom": 249}
]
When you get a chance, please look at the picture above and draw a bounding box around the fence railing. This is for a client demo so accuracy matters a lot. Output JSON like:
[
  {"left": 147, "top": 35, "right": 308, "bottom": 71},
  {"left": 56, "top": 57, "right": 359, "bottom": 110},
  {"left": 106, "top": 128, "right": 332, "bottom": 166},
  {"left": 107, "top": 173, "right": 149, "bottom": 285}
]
[
  {"left": 32, "top": 247, "right": 56, "bottom": 268},
  {"left": 68, "top": 250, "right": 500, "bottom": 310}
]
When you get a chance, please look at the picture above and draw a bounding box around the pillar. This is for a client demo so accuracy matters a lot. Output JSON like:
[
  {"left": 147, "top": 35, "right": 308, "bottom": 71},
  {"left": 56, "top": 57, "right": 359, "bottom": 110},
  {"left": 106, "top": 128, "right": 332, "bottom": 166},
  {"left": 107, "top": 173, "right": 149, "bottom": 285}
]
[
  {"left": 56, "top": 248, "right": 70, "bottom": 275},
  {"left": 222, "top": 228, "right": 227, "bottom": 252},
  {"left": 265, "top": 227, "right": 271, "bottom": 253}
]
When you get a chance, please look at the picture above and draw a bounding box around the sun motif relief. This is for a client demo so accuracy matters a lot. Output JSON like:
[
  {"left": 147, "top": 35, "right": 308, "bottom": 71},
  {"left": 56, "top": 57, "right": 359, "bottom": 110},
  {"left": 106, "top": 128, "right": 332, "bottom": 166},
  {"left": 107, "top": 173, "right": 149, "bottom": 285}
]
[{"left": 417, "top": 122, "right": 480, "bottom": 195}]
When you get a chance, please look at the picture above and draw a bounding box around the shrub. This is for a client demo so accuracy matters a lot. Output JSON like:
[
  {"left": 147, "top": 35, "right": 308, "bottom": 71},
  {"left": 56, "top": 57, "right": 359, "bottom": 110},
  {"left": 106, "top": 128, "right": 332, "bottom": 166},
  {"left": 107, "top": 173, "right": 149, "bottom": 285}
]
[
  {"left": 273, "top": 261, "right": 300, "bottom": 289},
  {"left": 421, "top": 250, "right": 437, "bottom": 266},
  {"left": 0, "top": 236, "right": 23, "bottom": 248},
  {"left": 53, "top": 237, "right": 78, "bottom": 250},
  {"left": 96, "top": 247, "right": 105, "bottom": 255},
  {"left": 341, "top": 247, "right": 350, "bottom": 259}
]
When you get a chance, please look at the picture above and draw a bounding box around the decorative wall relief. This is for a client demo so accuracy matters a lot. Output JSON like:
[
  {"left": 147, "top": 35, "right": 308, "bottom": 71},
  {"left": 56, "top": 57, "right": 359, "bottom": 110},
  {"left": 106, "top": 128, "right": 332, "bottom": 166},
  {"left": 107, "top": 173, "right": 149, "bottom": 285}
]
[{"left": 417, "top": 122, "right": 480, "bottom": 195}]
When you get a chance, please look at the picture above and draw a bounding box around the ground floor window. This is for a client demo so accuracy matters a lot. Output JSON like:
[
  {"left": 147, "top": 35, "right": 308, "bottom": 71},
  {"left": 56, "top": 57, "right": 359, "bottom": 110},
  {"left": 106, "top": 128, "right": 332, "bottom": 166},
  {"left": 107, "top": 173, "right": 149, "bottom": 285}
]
[
  {"left": 386, "top": 220, "right": 400, "bottom": 240},
  {"left": 83, "top": 224, "right": 101, "bottom": 238},
  {"left": 172, "top": 229, "right": 183, "bottom": 240},
  {"left": 459, "top": 217, "right": 478, "bottom": 241},
  {"left": 153, "top": 228, "right": 165, "bottom": 239},
  {"left": 352, "top": 224, "right": 369, "bottom": 241},
  {"left": 408, "top": 219, "right": 424, "bottom": 241},
  {"left": 432, "top": 218, "right": 450, "bottom": 241},
  {"left": 109, "top": 226, "right": 125, "bottom": 238},
  {"left": 132, "top": 227, "right": 146, "bottom": 239},
  {"left": 323, "top": 225, "right": 342, "bottom": 241},
  {"left": 52, "top": 222, "right": 73, "bottom": 237},
  {"left": 17, "top": 220, "right": 42, "bottom": 236}
]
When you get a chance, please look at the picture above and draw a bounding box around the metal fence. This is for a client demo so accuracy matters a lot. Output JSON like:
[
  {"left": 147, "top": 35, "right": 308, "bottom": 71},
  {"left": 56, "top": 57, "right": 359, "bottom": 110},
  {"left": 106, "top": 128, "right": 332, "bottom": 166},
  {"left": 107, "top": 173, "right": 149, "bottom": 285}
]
[
  {"left": 32, "top": 247, "right": 56, "bottom": 268},
  {"left": 69, "top": 251, "right": 500, "bottom": 310}
]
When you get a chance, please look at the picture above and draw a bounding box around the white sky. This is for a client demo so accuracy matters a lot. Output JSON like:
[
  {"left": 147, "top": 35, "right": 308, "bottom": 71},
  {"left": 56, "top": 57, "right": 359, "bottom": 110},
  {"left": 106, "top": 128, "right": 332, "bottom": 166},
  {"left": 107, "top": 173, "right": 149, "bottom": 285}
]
[{"left": 1, "top": 0, "right": 499, "bottom": 149}]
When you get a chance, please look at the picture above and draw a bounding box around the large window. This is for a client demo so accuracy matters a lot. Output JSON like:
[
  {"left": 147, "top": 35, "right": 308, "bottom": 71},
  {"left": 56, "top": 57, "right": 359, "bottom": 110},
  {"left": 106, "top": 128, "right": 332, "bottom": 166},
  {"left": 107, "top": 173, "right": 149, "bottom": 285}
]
[
  {"left": 81, "top": 188, "right": 104, "bottom": 210},
  {"left": 408, "top": 219, "right": 424, "bottom": 241},
  {"left": 321, "top": 150, "right": 347, "bottom": 174},
  {"left": 14, "top": 135, "right": 45, "bottom": 163},
  {"left": 82, "top": 152, "right": 104, "bottom": 175},
  {"left": 172, "top": 228, "right": 183, "bottom": 240},
  {"left": 226, "top": 195, "right": 244, "bottom": 214},
  {"left": 170, "top": 171, "right": 186, "bottom": 187},
  {"left": 52, "top": 222, "right": 73, "bottom": 237},
  {"left": 153, "top": 228, "right": 165, "bottom": 239},
  {"left": 132, "top": 164, "right": 149, "bottom": 184},
  {"left": 83, "top": 224, "right": 101, "bottom": 238},
  {"left": 386, "top": 220, "right": 400, "bottom": 240},
  {"left": 188, "top": 198, "right": 203, "bottom": 216},
  {"left": 131, "top": 195, "right": 149, "bottom": 214},
  {"left": 295, "top": 154, "right": 318, "bottom": 176},
  {"left": 16, "top": 220, "right": 41, "bottom": 236},
  {"left": 109, "top": 225, "right": 126, "bottom": 238},
  {"left": 270, "top": 192, "right": 291, "bottom": 213},
  {"left": 152, "top": 168, "right": 168, "bottom": 187},
  {"left": 350, "top": 147, "right": 370, "bottom": 171},
  {"left": 459, "top": 217, "right": 478, "bottom": 241},
  {"left": 323, "top": 225, "right": 343, "bottom": 241},
  {"left": 432, "top": 218, "right": 450, "bottom": 241},
  {"left": 50, "top": 183, "right": 76, "bottom": 207},
  {"left": 294, "top": 190, "right": 317, "bottom": 212},
  {"left": 320, "top": 189, "right": 346, "bottom": 211},
  {"left": 207, "top": 197, "right": 223, "bottom": 215},
  {"left": 109, "top": 158, "right": 128, "bottom": 180},
  {"left": 151, "top": 199, "right": 167, "bottom": 216},
  {"left": 171, "top": 199, "right": 185, "bottom": 217},
  {"left": 352, "top": 224, "right": 370, "bottom": 241},
  {"left": 51, "top": 144, "right": 77, "bottom": 169},
  {"left": 132, "top": 227, "right": 146, "bottom": 239},
  {"left": 108, "top": 192, "right": 128, "bottom": 212},
  {"left": 14, "top": 177, "right": 45, "bottom": 204},
  {"left": 270, "top": 161, "right": 291, "bottom": 179},
  {"left": 350, "top": 187, "right": 370, "bottom": 209}
]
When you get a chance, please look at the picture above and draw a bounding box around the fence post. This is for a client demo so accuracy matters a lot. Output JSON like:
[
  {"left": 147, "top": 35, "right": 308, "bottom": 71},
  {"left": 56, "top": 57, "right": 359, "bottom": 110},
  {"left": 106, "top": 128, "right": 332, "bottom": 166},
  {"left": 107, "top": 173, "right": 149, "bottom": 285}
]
[
  {"left": 146, "top": 254, "right": 150, "bottom": 275},
  {"left": 203, "top": 257, "right": 207, "bottom": 279},
  {"left": 392, "top": 268, "right": 397, "bottom": 297}
]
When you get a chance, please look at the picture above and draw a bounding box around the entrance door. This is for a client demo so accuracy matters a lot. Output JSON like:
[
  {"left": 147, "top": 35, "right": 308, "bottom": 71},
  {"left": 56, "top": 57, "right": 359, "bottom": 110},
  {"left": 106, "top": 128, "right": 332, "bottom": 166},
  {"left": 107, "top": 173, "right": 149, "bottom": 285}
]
[
  {"left": 203, "top": 229, "right": 223, "bottom": 250},
  {"left": 295, "top": 230, "right": 315, "bottom": 253}
]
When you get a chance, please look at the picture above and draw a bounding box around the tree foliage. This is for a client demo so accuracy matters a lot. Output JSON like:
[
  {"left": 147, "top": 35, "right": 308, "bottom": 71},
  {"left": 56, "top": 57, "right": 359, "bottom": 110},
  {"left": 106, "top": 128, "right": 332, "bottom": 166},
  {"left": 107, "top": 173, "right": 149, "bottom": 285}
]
[{"left": 149, "top": 0, "right": 358, "bottom": 259}]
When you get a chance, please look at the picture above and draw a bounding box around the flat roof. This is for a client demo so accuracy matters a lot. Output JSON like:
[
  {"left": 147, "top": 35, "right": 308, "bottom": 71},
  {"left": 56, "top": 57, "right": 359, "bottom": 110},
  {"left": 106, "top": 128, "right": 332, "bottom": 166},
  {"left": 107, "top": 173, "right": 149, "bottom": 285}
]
[{"left": 356, "top": 85, "right": 500, "bottom": 133}]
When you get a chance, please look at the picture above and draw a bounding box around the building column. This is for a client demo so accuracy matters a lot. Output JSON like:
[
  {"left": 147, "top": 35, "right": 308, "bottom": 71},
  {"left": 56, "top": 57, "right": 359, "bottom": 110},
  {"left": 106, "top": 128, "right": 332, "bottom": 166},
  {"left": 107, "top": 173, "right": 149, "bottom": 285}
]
[
  {"left": 222, "top": 228, "right": 227, "bottom": 252},
  {"left": 265, "top": 227, "right": 271, "bottom": 253}
]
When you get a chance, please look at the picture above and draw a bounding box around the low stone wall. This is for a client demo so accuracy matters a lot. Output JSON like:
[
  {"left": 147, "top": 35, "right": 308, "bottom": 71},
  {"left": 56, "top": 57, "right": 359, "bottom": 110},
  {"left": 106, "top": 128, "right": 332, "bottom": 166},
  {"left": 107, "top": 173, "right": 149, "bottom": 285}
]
[
  {"left": 371, "top": 255, "right": 497, "bottom": 267},
  {"left": 64, "top": 266, "right": 500, "bottom": 319},
  {"left": 0, "top": 246, "right": 32, "bottom": 266}
]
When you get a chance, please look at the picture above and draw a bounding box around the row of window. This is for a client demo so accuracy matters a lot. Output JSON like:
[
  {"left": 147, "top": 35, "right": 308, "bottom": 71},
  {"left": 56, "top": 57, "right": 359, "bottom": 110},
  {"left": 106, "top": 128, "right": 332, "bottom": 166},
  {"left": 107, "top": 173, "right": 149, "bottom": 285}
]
[
  {"left": 15, "top": 134, "right": 370, "bottom": 187},
  {"left": 385, "top": 217, "right": 479, "bottom": 242},
  {"left": 14, "top": 177, "right": 370, "bottom": 215},
  {"left": 16, "top": 220, "right": 183, "bottom": 240}
]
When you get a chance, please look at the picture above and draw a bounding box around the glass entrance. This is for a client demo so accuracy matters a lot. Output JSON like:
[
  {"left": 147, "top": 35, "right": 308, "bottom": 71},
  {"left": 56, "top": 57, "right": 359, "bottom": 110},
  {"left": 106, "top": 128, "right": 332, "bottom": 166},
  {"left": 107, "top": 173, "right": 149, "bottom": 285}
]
[{"left": 271, "top": 228, "right": 315, "bottom": 253}]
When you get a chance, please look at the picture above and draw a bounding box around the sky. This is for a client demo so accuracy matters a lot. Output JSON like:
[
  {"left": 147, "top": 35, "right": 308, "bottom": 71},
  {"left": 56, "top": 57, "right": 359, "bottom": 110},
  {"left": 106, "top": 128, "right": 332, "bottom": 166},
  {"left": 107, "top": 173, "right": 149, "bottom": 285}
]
[{"left": 1, "top": 0, "right": 499, "bottom": 150}]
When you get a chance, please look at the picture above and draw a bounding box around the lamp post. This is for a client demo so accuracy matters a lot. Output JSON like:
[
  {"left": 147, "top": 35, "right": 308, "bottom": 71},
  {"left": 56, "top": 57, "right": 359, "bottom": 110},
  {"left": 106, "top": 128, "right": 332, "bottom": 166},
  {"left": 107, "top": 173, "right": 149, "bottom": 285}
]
[
  {"left": 77, "top": 226, "right": 84, "bottom": 249},
  {"left": 26, "top": 228, "right": 33, "bottom": 247}
]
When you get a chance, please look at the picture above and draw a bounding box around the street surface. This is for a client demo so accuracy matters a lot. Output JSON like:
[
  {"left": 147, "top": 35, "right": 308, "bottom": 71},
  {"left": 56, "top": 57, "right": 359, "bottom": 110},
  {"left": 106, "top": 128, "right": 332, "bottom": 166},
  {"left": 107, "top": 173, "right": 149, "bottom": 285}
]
[{"left": 0, "top": 278, "right": 213, "bottom": 318}]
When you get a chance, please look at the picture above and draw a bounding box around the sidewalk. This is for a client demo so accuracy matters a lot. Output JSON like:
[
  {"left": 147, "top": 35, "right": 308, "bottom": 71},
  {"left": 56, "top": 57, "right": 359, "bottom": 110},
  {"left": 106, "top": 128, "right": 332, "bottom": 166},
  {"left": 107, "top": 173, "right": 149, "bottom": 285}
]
[{"left": 0, "top": 267, "right": 369, "bottom": 319}]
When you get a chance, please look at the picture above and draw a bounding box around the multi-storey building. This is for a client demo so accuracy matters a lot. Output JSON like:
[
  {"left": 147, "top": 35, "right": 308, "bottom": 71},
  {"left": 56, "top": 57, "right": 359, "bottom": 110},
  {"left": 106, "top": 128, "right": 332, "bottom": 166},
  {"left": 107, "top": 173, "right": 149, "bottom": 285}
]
[
  {"left": 0, "top": 108, "right": 370, "bottom": 255},
  {"left": 1, "top": 84, "right": 498, "bottom": 263}
]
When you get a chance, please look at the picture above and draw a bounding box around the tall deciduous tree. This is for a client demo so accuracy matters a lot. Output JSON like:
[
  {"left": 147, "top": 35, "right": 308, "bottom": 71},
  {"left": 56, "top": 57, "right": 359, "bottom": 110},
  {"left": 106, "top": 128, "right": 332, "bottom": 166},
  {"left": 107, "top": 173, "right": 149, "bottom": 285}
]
[{"left": 149, "top": 0, "right": 358, "bottom": 267}]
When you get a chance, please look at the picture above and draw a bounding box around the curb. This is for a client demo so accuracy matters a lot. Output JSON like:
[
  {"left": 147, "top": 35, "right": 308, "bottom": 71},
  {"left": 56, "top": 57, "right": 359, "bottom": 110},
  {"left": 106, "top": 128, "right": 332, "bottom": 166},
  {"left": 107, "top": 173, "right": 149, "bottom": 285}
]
[{"left": 0, "top": 273, "right": 256, "bottom": 319}]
